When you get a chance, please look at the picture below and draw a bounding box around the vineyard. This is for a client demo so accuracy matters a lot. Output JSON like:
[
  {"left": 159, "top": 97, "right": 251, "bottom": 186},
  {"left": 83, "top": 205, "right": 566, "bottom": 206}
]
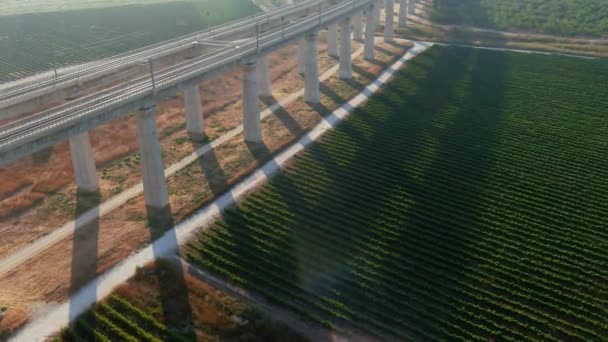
[
  {"left": 57, "top": 261, "right": 306, "bottom": 341},
  {"left": 430, "top": 0, "right": 608, "bottom": 37},
  {"left": 0, "top": 0, "right": 259, "bottom": 83},
  {"left": 185, "top": 46, "right": 608, "bottom": 340}
]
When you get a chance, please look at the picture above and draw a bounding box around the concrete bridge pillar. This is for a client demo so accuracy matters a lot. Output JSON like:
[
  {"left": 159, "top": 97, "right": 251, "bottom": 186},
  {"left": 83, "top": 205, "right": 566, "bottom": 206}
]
[
  {"left": 184, "top": 85, "right": 205, "bottom": 140},
  {"left": 375, "top": 0, "right": 382, "bottom": 30},
  {"left": 339, "top": 18, "right": 353, "bottom": 79},
  {"left": 256, "top": 56, "right": 272, "bottom": 97},
  {"left": 399, "top": 0, "right": 408, "bottom": 27},
  {"left": 353, "top": 12, "right": 363, "bottom": 41},
  {"left": 328, "top": 23, "right": 339, "bottom": 57},
  {"left": 304, "top": 31, "right": 320, "bottom": 103},
  {"left": 364, "top": 4, "right": 377, "bottom": 61},
  {"left": 136, "top": 105, "right": 169, "bottom": 212},
  {"left": 408, "top": 0, "right": 416, "bottom": 14},
  {"left": 69, "top": 132, "right": 98, "bottom": 193},
  {"left": 242, "top": 58, "right": 262, "bottom": 143},
  {"left": 384, "top": 0, "right": 395, "bottom": 42},
  {"left": 298, "top": 38, "right": 306, "bottom": 74}
]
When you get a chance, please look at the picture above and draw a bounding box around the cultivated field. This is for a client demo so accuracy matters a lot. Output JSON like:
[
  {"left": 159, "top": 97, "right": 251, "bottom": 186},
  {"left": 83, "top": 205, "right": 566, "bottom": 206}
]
[
  {"left": 184, "top": 46, "right": 608, "bottom": 340},
  {"left": 0, "top": 39, "right": 412, "bottom": 339},
  {"left": 56, "top": 261, "right": 307, "bottom": 341},
  {"left": 429, "top": 0, "right": 608, "bottom": 37},
  {"left": 0, "top": 0, "right": 260, "bottom": 83},
  {"left": 0, "top": 0, "right": 185, "bottom": 15}
]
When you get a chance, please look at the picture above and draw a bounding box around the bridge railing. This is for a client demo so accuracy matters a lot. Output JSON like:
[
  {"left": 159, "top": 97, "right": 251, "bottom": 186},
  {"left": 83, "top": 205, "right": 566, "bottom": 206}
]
[
  {"left": 0, "top": 0, "right": 324, "bottom": 106},
  {"left": 0, "top": 0, "right": 374, "bottom": 156}
]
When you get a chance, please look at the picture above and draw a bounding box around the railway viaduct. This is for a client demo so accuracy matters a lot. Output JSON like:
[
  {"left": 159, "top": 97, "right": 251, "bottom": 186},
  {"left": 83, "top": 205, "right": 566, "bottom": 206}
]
[{"left": 0, "top": 0, "right": 415, "bottom": 218}]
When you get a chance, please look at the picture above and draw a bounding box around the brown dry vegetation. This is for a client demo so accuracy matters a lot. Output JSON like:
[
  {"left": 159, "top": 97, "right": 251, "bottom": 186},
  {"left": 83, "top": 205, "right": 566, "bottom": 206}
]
[
  {"left": 0, "top": 37, "right": 358, "bottom": 259},
  {"left": 0, "top": 38, "right": 411, "bottom": 321},
  {"left": 0, "top": 306, "right": 28, "bottom": 340},
  {"left": 54, "top": 261, "right": 308, "bottom": 341}
]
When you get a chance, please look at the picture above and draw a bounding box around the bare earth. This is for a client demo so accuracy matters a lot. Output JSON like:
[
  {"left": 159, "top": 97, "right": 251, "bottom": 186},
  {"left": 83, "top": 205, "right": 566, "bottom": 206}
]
[
  {"left": 0, "top": 37, "right": 348, "bottom": 258},
  {"left": 0, "top": 36, "right": 412, "bottom": 330}
]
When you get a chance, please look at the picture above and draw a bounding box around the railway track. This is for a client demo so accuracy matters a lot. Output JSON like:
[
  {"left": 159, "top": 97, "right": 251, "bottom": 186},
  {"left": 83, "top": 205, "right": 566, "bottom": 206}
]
[
  {"left": 0, "top": 0, "right": 373, "bottom": 160},
  {"left": 0, "top": 0, "right": 324, "bottom": 108}
]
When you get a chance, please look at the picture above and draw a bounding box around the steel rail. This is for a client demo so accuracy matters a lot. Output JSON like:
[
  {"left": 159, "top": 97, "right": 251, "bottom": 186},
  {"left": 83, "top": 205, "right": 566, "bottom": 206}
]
[
  {"left": 0, "top": 0, "right": 324, "bottom": 107},
  {"left": 0, "top": 0, "right": 364, "bottom": 142},
  {"left": 0, "top": 0, "right": 372, "bottom": 154}
]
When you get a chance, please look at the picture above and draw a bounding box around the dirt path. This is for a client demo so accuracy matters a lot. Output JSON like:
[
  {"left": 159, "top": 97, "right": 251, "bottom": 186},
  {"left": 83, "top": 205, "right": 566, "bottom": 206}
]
[
  {"left": 0, "top": 42, "right": 365, "bottom": 278},
  {"left": 0, "top": 38, "right": 344, "bottom": 255},
  {"left": 11, "top": 41, "right": 429, "bottom": 341},
  {"left": 1, "top": 38, "right": 412, "bottom": 339}
]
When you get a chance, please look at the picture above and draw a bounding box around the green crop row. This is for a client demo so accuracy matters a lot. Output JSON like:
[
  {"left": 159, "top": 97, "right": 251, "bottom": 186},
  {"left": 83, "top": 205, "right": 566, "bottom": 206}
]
[
  {"left": 0, "top": 0, "right": 259, "bottom": 83},
  {"left": 430, "top": 0, "right": 608, "bottom": 37},
  {"left": 185, "top": 46, "right": 608, "bottom": 340},
  {"left": 58, "top": 295, "right": 190, "bottom": 342}
]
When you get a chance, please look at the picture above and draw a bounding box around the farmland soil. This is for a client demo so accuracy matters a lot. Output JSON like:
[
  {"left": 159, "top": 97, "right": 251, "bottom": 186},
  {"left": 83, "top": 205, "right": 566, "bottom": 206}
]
[
  {"left": 54, "top": 261, "right": 309, "bottom": 341},
  {"left": 0, "top": 37, "right": 354, "bottom": 259},
  {"left": 0, "top": 39, "right": 412, "bottom": 330}
]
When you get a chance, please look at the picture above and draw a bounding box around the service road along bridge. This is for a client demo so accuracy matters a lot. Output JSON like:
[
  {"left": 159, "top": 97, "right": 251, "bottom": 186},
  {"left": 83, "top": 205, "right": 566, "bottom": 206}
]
[{"left": 0, "top": 0, "right": 411, "bottom": 217}]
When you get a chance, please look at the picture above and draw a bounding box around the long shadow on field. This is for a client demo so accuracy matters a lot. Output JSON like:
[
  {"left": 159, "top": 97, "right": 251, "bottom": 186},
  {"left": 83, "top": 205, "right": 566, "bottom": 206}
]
[
  {"left": 146, "top": 206, "right": 196, "bottom": 339},
  {"left": 186, "top": 46, "right": 509, "bottom": 340},
  {"left": 187, "top": 46, "right": 471, "bottom": 339},
  {"left": 67, "top": 199, "right": 195, "bottom": 339},
  {"left": 335, "top": 46, "right": 510, "bottom": 339},
  {"left": 191, "top": 140, "right": 229, "bottom": 197},
  {"left": 297, "top": 46, "right": 495, "bottom": 339},
  {"left": 68, "top": 190, "right": 101, "bottom": 322},
  {"left": 260, "top": 96, "right": 304, "bottom": 137}
]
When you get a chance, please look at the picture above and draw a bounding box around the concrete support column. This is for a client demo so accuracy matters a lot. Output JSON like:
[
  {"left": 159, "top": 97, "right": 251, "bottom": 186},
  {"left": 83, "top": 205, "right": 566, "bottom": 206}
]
[
  {"left": 384, "top": 0, "right": 395, "bottom": 42},
  {"left": 328, "top": 23, "right": 339, "bottom": 57},
  {"left": 399, "top": 0, "right": 408, "bottom": 27},
  {"left": 353, "top": 12, "right": 363, "bottom": 41},
  {"left": 339, "top": 18, "right": 353, "bottom": 79},
  {"left": 256, "top": 56, "right": 272, "bottom": 97},
  {"left": 408, "top": 0, "right": 416, "bottom": 14},
  {"left": 364, "top": 4, "right": 377, "bottom": 61},
  {"left": 69, "top": 132, "right": 98, "bottom": 193},
  {"left": 136, "top": 106, "right": 169, "bottom": 211},
  {"left": 375, "top": 1, "right": 381, "bottom": 30},
  {"left": 298, "top": 38, "right": 306, "bottom": 74},
  {"left": 184, "top": 85, "right": 205, "bottom": 140},
  {"left": 304, "top": 31, "right": 320, "bottom": 103},
  {"left": 242, "top": 58, "right": 262, "bottom": 143}
]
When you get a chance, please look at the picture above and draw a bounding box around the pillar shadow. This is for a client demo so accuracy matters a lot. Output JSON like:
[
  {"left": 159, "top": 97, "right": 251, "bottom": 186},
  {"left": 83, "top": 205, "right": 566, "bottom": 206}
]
[
  {"left": 67, "top": 189, "right": 194, "bottom": 338},
  {"left": 31, "top": 146, "right": 54, "bottom": 165},
  {"left": 146, "top": 204, "right": 195, "bottom": 339},
  {"left": 351, "top": 64, "right": 377, "bottom": 82},
  {"left": 319, "top": 81, "right": 367, "bottom": 108},
  {"left": 375, "top": 44, "right": 395, "bottom": 57},
  {"left": 361, "top": 56, "right": 387, "bottom": 67},
  {"left": 260, "top": 96, "right": 304, "bottom": 137},
  {"left": 336, "top": 45, "right": 509, "bottom": 339},
  {"left": 190, "top": 140, "right": 229, "bottom": 197},
  {"left": 185, "top": 45, "right": 514, "bottom": 339},
  {"left": 245, "top": 140, "right": 277, "bottom": 174},
  {"left": 68, "top": 190, "right": 101, "bottom": 322}
]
